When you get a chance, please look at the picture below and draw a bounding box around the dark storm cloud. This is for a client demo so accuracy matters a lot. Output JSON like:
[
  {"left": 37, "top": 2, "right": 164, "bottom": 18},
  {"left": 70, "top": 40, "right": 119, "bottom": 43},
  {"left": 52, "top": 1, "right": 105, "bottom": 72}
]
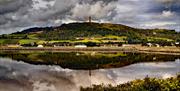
[
  {"left": 0, "top": 0, "right": 179, "bottom": 34},
  {"left": 0, "top": 0, "right": 32, "bottom": 14},
  {"left": 0, "top": 0, "right": 33, "bottom": 34}
]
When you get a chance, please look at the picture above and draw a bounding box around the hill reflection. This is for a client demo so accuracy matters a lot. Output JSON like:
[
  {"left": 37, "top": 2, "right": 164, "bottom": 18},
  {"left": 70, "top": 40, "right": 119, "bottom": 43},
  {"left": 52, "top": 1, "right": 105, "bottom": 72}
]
[{"left": 0, "top": 51, "right": 180, "bottom": 70}]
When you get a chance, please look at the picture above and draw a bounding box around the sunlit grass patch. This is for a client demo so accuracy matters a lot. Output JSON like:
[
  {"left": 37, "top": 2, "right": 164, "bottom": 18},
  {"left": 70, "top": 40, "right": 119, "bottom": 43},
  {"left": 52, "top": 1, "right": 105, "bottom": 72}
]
[
  {"left": 0, "top": 39, "right": 5, "bottom": 44},
  {"left": 48, "top": 40, "right": 72, "bottom": 43},
  {"left": 104, "top": 35, "right": 127, "bottom": 39},
  {"left": 18, "top": 39, "right": 39, "bottom": 45},
  {"left": 37, "top": 40, "right": 46, "bottom": 45},
  {"left": 0, "top": 39, "right": 19, "bottom": 44},
  {"left": 147, "top": 37, "right": 174, "bottom": 42},
  {"left": 28, "top": 34, "right": 39, "bottom": 39},
  {"left": 75, "top": 39, "right": 101, "bottom": 43}
]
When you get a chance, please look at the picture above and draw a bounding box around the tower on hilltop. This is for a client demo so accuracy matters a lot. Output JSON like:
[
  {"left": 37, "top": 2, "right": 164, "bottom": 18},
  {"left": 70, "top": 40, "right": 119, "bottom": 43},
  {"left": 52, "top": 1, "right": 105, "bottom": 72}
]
[{"left": 88, "top": 16, "right": 91, "bottom": 23}]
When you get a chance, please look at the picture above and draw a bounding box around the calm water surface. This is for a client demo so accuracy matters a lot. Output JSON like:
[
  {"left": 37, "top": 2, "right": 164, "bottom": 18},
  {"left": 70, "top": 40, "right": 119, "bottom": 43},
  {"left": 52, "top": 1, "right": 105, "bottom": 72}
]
[{"left": 0, "top": 52, "right": 179, "bottom": 91}]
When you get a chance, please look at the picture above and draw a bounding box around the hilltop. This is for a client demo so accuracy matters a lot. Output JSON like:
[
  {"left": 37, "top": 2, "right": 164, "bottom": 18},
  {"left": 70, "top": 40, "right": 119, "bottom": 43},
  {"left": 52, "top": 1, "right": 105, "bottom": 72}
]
[{"left": 0, "top": 22, "right": 180, "bottom": 45}]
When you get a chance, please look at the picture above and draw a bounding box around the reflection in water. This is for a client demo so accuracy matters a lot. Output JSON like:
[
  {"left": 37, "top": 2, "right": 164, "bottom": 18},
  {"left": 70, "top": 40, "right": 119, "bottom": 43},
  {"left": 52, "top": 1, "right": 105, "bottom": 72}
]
[
  {"left": 0, "top": 51, "right": 180, "bottom": 70},
  {"left": 0, "top": 58, "right": 179, "bottom": 91}
]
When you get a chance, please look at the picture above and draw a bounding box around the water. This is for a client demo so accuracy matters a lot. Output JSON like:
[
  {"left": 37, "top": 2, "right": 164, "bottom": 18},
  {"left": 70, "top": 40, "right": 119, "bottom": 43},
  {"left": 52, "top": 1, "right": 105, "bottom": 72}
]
[{"left": 0, "top": 52, "right": 179, "bottom": 91}]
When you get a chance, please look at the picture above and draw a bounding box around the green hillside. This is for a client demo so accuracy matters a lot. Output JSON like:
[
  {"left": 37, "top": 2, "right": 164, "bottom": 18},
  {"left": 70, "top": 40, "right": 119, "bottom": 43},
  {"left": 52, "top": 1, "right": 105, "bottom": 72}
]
[{"left": 0, "top": 22, "right": 180, "bottom": 45}]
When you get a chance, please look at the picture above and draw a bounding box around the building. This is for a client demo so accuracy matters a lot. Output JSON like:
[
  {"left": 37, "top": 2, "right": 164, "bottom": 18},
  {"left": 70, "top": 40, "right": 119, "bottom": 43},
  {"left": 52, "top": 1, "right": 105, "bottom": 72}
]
[
  {"left": 75, "top": 45, "right": 87, "bottom": 48},
  {"left": 37, "top": 45, "right": 44, "bottom": 48},
  {"left": 175, "top": 42, "right": 180, "bottom": 47},
  {"left": 142, "top": 43, "right": 153, "bottom": 47},
  {"left": 155, "top": 44, "right": 160, "bottom": 47},
  {"left": 175, "top": 42, "right": 179, "bottom": 45},
  {"left": 7, "top": 44, "right": 22, "bottom": 48}
]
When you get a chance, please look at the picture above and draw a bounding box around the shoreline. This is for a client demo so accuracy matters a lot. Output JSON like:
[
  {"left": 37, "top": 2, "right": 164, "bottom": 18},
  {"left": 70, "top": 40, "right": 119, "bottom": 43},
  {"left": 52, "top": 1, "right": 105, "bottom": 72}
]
[{"left": 1, "top": 46, "right": 180, "bottom": 55}]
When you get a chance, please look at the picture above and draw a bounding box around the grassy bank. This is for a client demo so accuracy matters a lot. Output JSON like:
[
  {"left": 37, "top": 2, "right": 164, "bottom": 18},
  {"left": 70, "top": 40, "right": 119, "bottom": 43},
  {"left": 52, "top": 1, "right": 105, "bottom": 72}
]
[
  {"left": 81, "top": 75, "right": 180, "bottom": 91},
  {"left": 0, "top": 46, "right": 180, "bottom": 55}
]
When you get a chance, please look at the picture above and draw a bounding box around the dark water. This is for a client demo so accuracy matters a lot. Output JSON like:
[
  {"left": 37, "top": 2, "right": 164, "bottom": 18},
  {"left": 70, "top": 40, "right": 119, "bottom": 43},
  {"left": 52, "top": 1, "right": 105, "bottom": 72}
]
[{"left": 0, "top": 51, "right": 180, "bottom": 91}]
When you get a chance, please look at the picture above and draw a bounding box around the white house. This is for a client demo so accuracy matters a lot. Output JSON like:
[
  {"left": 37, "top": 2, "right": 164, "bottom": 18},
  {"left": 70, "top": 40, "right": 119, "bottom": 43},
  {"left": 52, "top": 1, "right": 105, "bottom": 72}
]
[
  {"left": 147, "top": 43, "right": 153, "bottom": 47},
  {"left": 175, "top": 42, "right": 179, "bottom": 45},
  {"left": 37, "top": 45, "right": 44, "bottom": 48},
  {"left": 155, "top": 44, "right": 160, "bottom": 47},
  {"left": 7, "top": 44, "right": 22, "bottom": 48},
  {"left": 75, "top": 45, "right": 87, "bottom": 48}
]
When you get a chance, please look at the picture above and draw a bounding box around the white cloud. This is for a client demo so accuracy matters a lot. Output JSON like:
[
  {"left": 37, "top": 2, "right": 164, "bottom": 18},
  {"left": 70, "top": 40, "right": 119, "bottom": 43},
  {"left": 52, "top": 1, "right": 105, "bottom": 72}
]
[
  {"left": 32, "top": 0, "right": 55, "bottom": 10},
  {"left": 162, "top": 10, "right": 174, "bottom": 17},
  {"left": 0, "top": 0, "right": 180, "bottom": 34},
  {"left": 71, "top": 1, "right": 116, "bottom": 20},
  {"left": 144, "top": 22, "right": 176, "bottom": 27}
]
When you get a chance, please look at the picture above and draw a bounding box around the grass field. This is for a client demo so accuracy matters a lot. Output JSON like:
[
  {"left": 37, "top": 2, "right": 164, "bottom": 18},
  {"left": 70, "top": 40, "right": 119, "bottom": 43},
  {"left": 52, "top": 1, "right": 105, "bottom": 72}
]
[
  {"left": 147, "top": 37, "right": 174, "bottom": 42},
  {"left": 18, "top": 39, "right": 39, "bottom": 44}
]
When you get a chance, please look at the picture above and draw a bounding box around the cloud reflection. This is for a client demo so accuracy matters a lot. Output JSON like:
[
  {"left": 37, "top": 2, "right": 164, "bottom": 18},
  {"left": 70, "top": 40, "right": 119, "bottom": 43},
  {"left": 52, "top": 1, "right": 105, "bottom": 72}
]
[{"left": 0, "top": 58, "right": 179, "bottom": 91}]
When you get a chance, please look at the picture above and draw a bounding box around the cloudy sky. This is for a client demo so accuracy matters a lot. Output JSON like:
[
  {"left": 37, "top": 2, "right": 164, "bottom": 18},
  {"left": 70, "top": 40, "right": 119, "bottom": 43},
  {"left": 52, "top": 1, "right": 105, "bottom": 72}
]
[{"left": 0, "top": 0, "right": 179, "bottom": 34}]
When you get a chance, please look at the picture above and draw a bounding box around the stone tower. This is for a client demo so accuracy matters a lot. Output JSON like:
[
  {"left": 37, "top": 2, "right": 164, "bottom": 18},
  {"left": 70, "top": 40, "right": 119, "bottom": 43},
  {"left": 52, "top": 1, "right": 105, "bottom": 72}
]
[{"left": 88, "top": 16, "right": 91, "bottom": 23}]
